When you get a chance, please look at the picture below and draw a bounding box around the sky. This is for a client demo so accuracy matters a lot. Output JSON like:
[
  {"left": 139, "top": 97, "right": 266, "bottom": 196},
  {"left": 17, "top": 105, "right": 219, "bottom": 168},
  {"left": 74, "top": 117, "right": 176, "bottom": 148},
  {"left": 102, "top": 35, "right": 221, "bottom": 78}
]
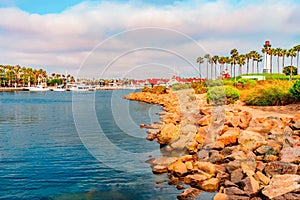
[{"left": 0, "top": 0, "right": 300, "bottom": 79}]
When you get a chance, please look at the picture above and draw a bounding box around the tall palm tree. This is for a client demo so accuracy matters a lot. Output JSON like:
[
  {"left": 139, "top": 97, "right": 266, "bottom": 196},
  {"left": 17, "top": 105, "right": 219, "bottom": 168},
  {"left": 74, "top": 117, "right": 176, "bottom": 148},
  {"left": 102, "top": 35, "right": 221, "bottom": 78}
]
[
  {"left": 204, "top": 54, "right": 211, "bottom": 79},
  {"left": 212, "top": 55, "right": 219, "bottom": 79},
  {"left": 245, "top": 53, "right": 251, "bottom": 75},
  {"left": 230, "top": 48, "right": 239, "bottom": 80},
  {"left": 286, "top": 48, "right": 296, "bottom": 81},
  {"left": 196, "top": 56, "right": 204, "bottom": 79},
  {"left": 282, "top": 49, "right": 287, "bottom": 74},
  {"left": 274, "top": 48, "right": 282, "bottom": 80},
  {"left": 249, "top": 50, "right": 257, "bottom": 74},
  {"left": 218, "top": 56, "right": 227, "bottom": 76},
  {"left": 293, "top": 45, "right": 300, "bottom": 76},
  {"left": 254, "top": 53, "right": 262, "bottom": 74},
  {"left": 237, "top": 54, "right": 245, "bottom": 76}
]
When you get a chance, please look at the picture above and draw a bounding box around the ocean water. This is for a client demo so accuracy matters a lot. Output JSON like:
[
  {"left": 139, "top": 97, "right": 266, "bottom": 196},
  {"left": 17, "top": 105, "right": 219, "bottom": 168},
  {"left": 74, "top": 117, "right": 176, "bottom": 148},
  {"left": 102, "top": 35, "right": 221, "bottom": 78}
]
[{"left": 0, "top": 90, "right": 180, "bottom": 200}]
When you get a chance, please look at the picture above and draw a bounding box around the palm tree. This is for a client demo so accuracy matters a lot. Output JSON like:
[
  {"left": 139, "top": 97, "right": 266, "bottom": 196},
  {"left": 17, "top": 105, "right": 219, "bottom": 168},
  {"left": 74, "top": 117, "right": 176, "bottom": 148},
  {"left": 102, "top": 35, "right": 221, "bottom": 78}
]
[
  {"left": 282, "top": 49, "right": 287, "bottom": 74},
  {"left": 249, "top": 50, "right": 257, "bottom": 74},
  {"left": 196, "top": 57, "right": 204, "bottom": 79},
  {"left": 293, "top": 45, "right": 300, "bottom": 76},
  {"left": 218, "top": 56, "right": 227, "bottom": 76},
  {"left": 274, "top": 48, "right": 282, "bottom": 80},
  {"left": 245, "top": 53, "right": 251, "bottom": 75},
  {"left": 212, "top": 55, "right": 219, "bottom": 79},
  {"left": 230, "top": 49, "right": 239, "bottom": 80},
  {"left": 237, "top": 54, "right": 245, "bottom": 76},
  {"left": 204, "top": 54, "right": 211, "bottom": 79},
  {"left": 286, "top": 48, "right": 296, "bottom": 81},
  {"left": 253, "top": 53, "right": 262, "bottom": 74}
]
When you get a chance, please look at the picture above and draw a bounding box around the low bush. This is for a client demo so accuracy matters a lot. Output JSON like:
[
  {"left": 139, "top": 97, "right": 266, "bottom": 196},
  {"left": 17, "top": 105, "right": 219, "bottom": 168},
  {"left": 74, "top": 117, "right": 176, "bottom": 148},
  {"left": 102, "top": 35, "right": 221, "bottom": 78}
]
[
  {"left": 191, "top": 82, "right": 207, "bottom": 94},
  {"left": 236, "top": 78, "right": 257, "bottom": 89},
  {"left": 171, "top": 83, "right": 191, "bottom": 91},
  {"left": 290, "top": 80, "right": 300, "bottom": 101},
  {"left": 141, "top": 86, "right": 167, "bottom": 94},
  {"left": 207, "top": 85, "right": 240, "bottom": 105},
  {"left": 206, "top": 80, "right": 223, "bottom": 87},
  {"left": 243, "top": 81, "right": 294, "bottom": 106}
]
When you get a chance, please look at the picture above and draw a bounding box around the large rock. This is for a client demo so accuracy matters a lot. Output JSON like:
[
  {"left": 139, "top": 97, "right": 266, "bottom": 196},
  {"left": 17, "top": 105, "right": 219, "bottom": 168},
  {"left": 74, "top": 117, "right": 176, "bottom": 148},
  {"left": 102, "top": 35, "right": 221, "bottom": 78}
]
[
  {"left": 151, "top": 157, "right": 178, "bottom": 174},
  {"left": 196, "top": 162, "right": 217, "bottom": 175},
  {"left": 262, "top": 174, "right": 300, "bottom": 199},
  {"left": 157, "top": 123, "right": 180, "bottom": 144},
  {"left": 184, "top": 174, "right": 208, "bottom": 187},
  {"left": 254, "top": 171, "right": 270, "bottom": 185},
  {"left": 230, "top": 168, "right": 244, "bottom": 183},
  {"left": 168, "top": 160, "right": 188, "bottom": 177},
  {"left": 240, "top": 176, "right": 260, "bottom": 196},
  {"left": 224, "top": 186, "right": 248, "bottom": 196},
  {"left": 238, "top": 131, "right": 267, "bottom": 151},
  {"left": 217, "top": 128, "right": 240, "bottom": 146},
  {"left": 264, "top": 161, "right": 298, "bottom": 177},
  {"left": 280, "top": 146, "right": 300, "bottom": 164},
  {"left": 177, "top": 188, "right": 202, "bottom": 200},
  {"left": 200, "top": 178, "right": 220, "bottom": 192}
]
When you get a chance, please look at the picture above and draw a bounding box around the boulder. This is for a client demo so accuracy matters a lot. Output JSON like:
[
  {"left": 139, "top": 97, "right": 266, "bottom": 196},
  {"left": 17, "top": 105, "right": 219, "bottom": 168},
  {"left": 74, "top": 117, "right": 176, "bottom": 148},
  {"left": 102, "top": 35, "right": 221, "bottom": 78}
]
[
  {"left": 168, "top": 160, "right": 188, "bottom": 177},
  {"left": 184, "top": 174, "right": 208, "bottom": 186},
  {"left": 254, "top": 171, "right": 270, "bottom": 185},
  {"left": 177, "top": 188, "right": 202, "bottom": 200},
  {"left": 152, "top": 157, "right": 178, "bottom": 174},
  {"left": 157, "top": 123, "right": 180, "bottom": 144},
  {"left": 262, "top": 174, "right": 300, "bottom": 199},
  {"left": 240, "top": 176, "right": 260, "bottom": 196},
  {"left": 224, "top": 187, "right": 248, "bottom": 196},
  {"left": 238, "top": 131, "right": 267, "bottom": 151},
  {"left": 264, "top": 161, "right": 298, "bottom": 177},
  {"left": 230, "top": 168, "right": 244, "bottom": 183},
  {"left": 280, "top": 146, "right": 300, "bottom": 164},
  {"left": 217, "top": 128, "right": 240, "bottom": 146},
  {"left": 200, "top": 178, "right": 220, "bottom": 192},
  {"left": 213, "top": 193, "right": 227, "bottom": 200},
  {"left": 197, "top": 162, "right": 217, "bottom": 175}
]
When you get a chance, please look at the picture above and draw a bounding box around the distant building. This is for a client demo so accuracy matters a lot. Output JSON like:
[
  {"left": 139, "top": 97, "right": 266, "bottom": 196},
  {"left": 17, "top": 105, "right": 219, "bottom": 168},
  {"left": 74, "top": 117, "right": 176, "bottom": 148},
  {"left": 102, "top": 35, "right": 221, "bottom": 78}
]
[{"left": 263, "top": 40, "right": 271, "bottom": 73}]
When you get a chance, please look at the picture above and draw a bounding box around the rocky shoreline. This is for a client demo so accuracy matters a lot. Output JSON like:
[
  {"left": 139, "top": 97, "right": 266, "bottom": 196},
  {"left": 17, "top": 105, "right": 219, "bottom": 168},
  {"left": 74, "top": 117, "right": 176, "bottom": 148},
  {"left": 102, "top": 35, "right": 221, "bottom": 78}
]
[{"left": 124, "top": 89, "right": 300, "bottom": 200}]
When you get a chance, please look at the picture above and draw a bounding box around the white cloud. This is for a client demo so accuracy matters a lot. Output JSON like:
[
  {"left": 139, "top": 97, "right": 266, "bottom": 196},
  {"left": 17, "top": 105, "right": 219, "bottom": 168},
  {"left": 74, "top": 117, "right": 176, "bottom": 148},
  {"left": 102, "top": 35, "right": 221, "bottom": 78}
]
[{"left": 0, "top": 0, "right": 299, "bottom": 78}]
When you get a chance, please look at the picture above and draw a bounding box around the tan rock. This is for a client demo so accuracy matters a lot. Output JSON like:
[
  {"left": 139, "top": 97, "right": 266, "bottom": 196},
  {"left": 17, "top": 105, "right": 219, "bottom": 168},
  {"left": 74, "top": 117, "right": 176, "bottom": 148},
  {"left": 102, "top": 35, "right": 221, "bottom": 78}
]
[
  {"left": 280, "top": 146, "right": 300, "bottom": 164},
  {"left": 177, "top": 188, "right": 202, "bottom": 200},
  {"left": 197, "top": 162, "right": 217, "bottom": 175},
  {"left": 254, "top": 171, "right": 270, "bottom": 185},
  {"left": 264, "top": 161, "right": 298, "bottom": 177},
  {"left": 200, "top": 178, "right": 220, "bottom": 192},
  {"left": 198, "top": 115, "right": 212, "bottom": 126},
  {"left": 238, "top": 131, "right": 267, "bottom": 151},
  {"left": 184, "top": 175, "right": 207, "bottom": 190},
  {"left": 213, "top": 193, "right": 228, "bottom": 200},
  {"left": 262, "top": 174, "right": 300, "bottom": 199},
  {"left": 217, "top": 128, "right": 240, "bottom": 146},
  {"left": 168, "top": 160, "right": 188, "bottom": 176},
  {"left": 230, "top": 168, "right": 244, "bottom": 183},
  {"left": 157, "top": 123, "right": 180, "bottom": 144},
  {"left": 241, "top": 176, "right": 260, "bottom": 196},
  {"left": 152, "top": 157, "right": 178, "bottom": 174},
  {"left": 185, "top": 161, "right": 193, "bottom": 170}
]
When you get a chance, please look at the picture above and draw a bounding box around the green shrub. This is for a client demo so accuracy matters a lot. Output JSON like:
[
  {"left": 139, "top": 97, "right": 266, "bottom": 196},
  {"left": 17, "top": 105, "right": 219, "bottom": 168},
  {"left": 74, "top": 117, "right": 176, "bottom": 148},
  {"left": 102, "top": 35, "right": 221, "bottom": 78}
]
[
  {"left": 206, "top": 80, "right": 223, "bottom": 87},
  {"left": 207, "top": 85, "right": 240, "bottom": 105},
  {"left": 290, "top": 80, "right": 300, "bottom": 101},
  {"left": 191, "top": 82, "right": 207, "bottom": 94},
  {"left": 244, "top": 81, "right": 293, "bottom": 106},
  {"left": 236, "top": 78, "right": 257, "bottom": 89},
  {"left": 171, "top": 83, "right": 191, "bottom": 91},
  {"left": 223, "top": 80, "right": 234, "bottom": 86}
]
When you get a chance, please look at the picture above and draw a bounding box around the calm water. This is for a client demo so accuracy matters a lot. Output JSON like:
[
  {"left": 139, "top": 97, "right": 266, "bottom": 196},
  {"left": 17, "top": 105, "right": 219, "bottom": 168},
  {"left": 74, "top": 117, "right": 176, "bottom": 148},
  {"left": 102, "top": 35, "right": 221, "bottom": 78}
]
[{"left": 0, "top": 90, "right": 180, "bottom": 200}]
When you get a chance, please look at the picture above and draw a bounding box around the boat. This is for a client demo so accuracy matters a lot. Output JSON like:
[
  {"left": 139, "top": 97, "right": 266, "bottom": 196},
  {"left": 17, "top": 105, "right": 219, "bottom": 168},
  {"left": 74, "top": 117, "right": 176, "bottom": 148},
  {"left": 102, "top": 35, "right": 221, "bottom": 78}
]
[
  {"left": 29, "top": 85, "right": 50, "bottom": 92},
  {"left": 69, "top": 84, "right": 90, "bottom": 92},
  {"left": 53, "top": 85, "right": 66, "bottom": 92}
]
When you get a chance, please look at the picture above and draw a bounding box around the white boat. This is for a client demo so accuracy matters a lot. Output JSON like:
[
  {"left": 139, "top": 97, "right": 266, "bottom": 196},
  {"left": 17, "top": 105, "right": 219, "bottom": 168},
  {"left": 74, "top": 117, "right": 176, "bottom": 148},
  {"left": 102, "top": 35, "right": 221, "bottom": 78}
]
[
  {"left": 29, "top": 85, "right": 50, "bottom": 92},
  {"left": 53, "top": 85, "right": 66, "bottom": 92},
  {"left": 69, "top": 84, "right": 90, "bottom": 92}
]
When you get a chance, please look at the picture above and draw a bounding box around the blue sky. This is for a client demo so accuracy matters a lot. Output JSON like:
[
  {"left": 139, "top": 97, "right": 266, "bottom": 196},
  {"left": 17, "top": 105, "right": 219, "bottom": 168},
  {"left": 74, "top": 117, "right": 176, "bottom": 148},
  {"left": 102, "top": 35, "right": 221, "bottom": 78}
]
[{"left": 0, "top": 0, "right": 300, "bottom": 78}]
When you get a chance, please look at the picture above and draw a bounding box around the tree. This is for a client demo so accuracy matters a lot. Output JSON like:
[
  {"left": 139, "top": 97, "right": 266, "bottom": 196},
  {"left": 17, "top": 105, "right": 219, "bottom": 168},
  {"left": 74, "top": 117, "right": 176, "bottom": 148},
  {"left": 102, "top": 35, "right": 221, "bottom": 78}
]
[
  {"left": 283, "top": 66, "right": 297, "bottom": 76},
  {"left": 254, "top": 53, "right": 262, "bottom": 74},
  {"left": 218, "top": 56, "right": 227, "bottom": 76},
  {"left": 230, "top": 49, "right": 239, "bottom": 80},
  {"left": 249, "top": 50, "right": 257, "bottom": 74},
  {"left": 204, "top": 54, "right": 211, "bottom": 79},
  {"left": 237, "top": 54, "right": 245, "bottom": 76},
  {"left": 245, "top": 53, "right": 251, "bottom": 75},
  {"left": 212, "top": 55, "right": 219, "bottom": 79},
  {"left": 274, "top": 48, "right": 283, "bottom": 80},
  {"left": 286, "top": 48, "right": 296, "bottom": 81},
  {"left": 196, "top": 57, "right": 204, "bottom": 79},
  {"left": 293, "top": 45, "right": 300, "bottom": 76}
]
